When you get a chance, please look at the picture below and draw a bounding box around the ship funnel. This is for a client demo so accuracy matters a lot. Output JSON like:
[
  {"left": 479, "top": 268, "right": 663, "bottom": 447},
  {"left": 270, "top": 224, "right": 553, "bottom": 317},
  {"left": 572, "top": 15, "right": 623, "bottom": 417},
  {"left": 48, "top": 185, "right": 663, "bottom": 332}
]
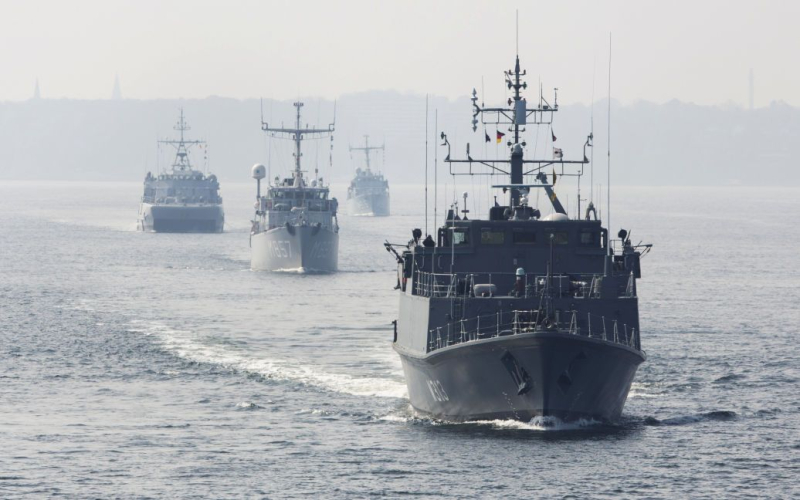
[{"left": 251, "top": 164, "right": 267, "bottom": 180}]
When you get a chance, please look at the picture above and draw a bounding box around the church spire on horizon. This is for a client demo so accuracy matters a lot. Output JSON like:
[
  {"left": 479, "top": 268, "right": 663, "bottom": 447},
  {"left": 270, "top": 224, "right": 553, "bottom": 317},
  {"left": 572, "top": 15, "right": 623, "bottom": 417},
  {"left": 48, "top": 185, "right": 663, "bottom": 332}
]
[{"left": 112, "top": 74, "right": 122, "bottom": 100}]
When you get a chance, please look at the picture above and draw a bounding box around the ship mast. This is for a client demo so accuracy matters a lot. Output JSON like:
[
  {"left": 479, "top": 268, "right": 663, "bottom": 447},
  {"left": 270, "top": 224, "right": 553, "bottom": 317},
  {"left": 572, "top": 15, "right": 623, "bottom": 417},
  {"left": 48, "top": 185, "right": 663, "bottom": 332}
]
[
  {"left": 349, "top": 135, "right": 384, "bottom": 173},
  {"left": 440, "top": 51, "right": 591, "bottom": 215},
  {"left": 261, "top": 101, "right": 335, "bottom": 187},
  {"left": 159, "top": 108, "right": 205, "bottom": 172}
]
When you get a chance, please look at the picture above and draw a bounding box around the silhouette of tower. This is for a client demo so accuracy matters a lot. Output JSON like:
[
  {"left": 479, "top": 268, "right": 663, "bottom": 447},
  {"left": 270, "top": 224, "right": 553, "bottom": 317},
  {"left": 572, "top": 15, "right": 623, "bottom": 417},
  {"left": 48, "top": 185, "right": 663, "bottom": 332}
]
[
  {"left": 112, "top": 74, "right": 122, "bottom": 100},
  {"left": 748, "top": 69, "right": 754, "bottom": 110},
  {"left": 33, "top": 78, "right": 40, "bottom": 100}
]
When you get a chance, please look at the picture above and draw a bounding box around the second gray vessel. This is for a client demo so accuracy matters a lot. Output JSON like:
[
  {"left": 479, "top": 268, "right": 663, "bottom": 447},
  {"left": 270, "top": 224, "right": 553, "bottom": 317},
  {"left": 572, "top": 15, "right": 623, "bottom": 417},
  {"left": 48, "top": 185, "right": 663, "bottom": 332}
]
[
  {"left": 347, "top": 136, "right": 390, "bottom": 216},
  {"left": 138, "top": 109, "right": 224, "bottom": 233},
  {"left": 250, "top": 102, "right": 339, "bottom": 272}
]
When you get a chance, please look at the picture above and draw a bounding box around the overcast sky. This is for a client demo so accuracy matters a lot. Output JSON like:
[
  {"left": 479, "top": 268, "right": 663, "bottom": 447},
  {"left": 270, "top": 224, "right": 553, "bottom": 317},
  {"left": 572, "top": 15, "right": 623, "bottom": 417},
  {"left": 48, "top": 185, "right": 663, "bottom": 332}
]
[{"left": 2, "top": 0, "right": 799, "bottom": 107}]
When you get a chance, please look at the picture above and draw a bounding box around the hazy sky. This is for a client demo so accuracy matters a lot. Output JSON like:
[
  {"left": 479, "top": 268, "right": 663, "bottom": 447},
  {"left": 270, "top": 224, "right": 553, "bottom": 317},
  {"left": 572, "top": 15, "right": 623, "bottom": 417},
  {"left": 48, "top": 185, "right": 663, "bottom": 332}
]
[{"left": 2, "top": 0, "right": 799, "bottom": 107}]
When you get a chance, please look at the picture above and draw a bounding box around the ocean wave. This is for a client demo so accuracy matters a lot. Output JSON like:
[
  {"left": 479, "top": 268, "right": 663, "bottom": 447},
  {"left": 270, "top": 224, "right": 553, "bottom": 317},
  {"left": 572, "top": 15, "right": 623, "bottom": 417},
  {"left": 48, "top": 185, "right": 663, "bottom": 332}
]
[{"left": 644, "top": 410, "right": 737, "bottom": 426}]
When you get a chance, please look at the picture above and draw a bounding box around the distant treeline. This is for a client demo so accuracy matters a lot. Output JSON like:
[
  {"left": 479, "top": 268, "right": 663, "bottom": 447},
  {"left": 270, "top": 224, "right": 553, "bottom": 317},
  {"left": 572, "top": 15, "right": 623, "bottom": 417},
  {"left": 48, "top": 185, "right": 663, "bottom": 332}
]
[{"left": 1, "top": 92, "right": 797, "bottom": 185}]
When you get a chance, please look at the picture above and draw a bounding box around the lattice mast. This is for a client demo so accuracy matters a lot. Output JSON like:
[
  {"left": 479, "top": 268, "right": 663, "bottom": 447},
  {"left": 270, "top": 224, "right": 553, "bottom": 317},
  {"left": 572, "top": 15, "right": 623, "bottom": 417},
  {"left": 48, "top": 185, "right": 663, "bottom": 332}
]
[
  {"left": 261, "top": 101, "right": 335, "bottom": 187},
  {"left": 441, "top": 52, "right": 591, "bottom": 215},
  {"left": 159, "top": 108, "right": 205, "bottom": 172},
  {"left": 349, "top": 135, "right": 384, "bottom": 173}
]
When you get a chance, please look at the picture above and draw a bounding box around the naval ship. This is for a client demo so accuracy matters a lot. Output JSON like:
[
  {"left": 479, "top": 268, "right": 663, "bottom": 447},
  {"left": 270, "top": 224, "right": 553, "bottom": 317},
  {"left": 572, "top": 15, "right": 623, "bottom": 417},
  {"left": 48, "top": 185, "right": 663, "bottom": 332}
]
[
  {"left": 347, "top": 136, "right": 390, "bottom": 216},
  {"left": 385, "top": 52, "right": 651, "bottom": 423},
  {"left": 139, "top": 109, "right": 224, "bottom": 233},
  {"left": 250, "top": 101, "right": 339, "bottom": 272}
]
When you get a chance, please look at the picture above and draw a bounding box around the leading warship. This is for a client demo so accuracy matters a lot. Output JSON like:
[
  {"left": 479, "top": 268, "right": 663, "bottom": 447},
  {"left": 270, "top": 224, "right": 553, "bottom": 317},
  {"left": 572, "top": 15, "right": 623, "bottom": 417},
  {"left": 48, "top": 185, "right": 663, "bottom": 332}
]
[
  {"left": 347, "top": 136, "right": 390, "bottom": 216},
  {"left": 138, "top": 109, "right": 224, "bottom": 233},
  {"left": 386, "top": 51, "right": 651, "bottom": 423},
  {"left": 250, "top": 102, "right": 339, "bottom": 272}
]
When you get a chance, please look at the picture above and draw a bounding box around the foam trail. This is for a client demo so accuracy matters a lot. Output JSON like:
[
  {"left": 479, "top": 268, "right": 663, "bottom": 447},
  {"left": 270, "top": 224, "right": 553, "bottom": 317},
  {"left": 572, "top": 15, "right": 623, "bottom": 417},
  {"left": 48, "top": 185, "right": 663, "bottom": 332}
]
[
  {"left": 129, "top": 321, "right": 408, "bottom": 399},
  {"left": 379, "top": 407, "right": 602, "bottom": 432}
]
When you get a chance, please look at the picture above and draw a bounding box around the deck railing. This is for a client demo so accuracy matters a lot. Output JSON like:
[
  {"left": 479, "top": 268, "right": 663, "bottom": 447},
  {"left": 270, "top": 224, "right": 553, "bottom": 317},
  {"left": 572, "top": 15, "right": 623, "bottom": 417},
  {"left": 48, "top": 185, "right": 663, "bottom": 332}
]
[
  {"left": 413, "top": 270, "right": 635, "bottom": 300},
  {"left": 426, "top": 309, "right": 641, "bottom": 354}
]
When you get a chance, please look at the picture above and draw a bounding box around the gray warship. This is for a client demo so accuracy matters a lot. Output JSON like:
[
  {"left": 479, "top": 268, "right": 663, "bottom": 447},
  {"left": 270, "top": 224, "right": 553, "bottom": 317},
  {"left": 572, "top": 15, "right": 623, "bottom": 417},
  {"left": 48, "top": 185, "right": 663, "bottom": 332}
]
[
  {"left": 347, "top": 136, "right": 390, "bottom": 216},
  {"left": 385, "top": 53, "right": 651, "bottom": 423},
  {"left": 250, "top": 101, "right": 339, "bottom": 272},
  {"left": 138, "top": 109, "right": 224, "bottom": 233}
]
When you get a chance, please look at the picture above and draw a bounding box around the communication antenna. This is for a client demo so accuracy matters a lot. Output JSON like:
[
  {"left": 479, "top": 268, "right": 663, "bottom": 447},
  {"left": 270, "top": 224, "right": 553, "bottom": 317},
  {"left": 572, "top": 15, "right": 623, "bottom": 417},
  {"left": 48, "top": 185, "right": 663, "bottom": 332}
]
[
  {"left": 434, "top": 109, "right": 438, "bottom": 228},
  {"left": 329, "top": 100, "right": 337, "bottom": 175},
  {"left": 607, "top": 33, "right": 612, "bottom": 255},
  {"left": 590, "top": 56, "right": 596, "bottom": 203},
  {"left": 425, "top": 95, "right": 429, "bottom": 236}
]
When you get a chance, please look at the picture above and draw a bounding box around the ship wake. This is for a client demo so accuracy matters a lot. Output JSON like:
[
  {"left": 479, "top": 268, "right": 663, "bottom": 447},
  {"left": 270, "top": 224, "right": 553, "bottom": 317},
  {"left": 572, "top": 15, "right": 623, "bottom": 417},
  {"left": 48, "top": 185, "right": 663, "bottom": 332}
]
[{"left": 128, "top": 320, "right": 408, "bottom": 399}]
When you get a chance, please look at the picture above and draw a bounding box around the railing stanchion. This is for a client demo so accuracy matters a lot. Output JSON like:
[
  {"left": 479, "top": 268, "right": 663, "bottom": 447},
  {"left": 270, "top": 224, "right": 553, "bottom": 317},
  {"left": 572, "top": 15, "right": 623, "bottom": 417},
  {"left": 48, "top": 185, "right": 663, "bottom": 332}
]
[{"left": 602, "top": 316, "right": 607, "bottom": 341}]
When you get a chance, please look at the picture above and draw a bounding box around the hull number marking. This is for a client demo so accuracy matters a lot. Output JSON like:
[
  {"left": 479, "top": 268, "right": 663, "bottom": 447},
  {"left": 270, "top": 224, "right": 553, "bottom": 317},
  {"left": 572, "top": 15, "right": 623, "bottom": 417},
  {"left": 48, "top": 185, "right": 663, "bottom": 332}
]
[{"left": 427, "top": 380, "right": 449, "bottom": 402}]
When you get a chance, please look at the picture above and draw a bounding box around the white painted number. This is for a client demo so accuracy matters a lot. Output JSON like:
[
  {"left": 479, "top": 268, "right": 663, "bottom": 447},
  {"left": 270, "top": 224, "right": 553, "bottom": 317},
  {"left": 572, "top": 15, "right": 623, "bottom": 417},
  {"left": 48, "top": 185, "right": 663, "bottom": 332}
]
[
  {"left": 267, "top": 240, "right": 292, "bottom": 259},
  {"left": 427, "top": 380, "right": 449, "bottom": 402}
]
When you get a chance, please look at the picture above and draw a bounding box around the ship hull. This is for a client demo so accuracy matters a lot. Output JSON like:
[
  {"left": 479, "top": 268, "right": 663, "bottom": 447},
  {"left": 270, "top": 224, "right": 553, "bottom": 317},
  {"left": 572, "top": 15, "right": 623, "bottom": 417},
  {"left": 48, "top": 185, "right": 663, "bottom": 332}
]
[
  {"left": 251, "top": 224, "right": 338, "bottom": 272},
  {"left": 395, "top": 332, "right": 644, "bottom": 422},
  {"left": 347, "top": 192, "right": 390, "bottom": 217},
  {"left": 140, "top": 204, "right": 224, "bottom": 233}
]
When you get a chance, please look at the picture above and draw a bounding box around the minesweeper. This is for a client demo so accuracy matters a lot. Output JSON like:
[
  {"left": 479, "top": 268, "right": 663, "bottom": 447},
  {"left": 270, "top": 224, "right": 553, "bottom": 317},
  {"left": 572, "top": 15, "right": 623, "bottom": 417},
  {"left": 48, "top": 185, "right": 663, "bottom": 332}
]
[
  {"left": 139, "top": 109, "right": 224, "bottom": 233},
  {"left": 250, "top": 101, "right": 339, "bottom": 272},
  {"left": 347, "top": 135, "right": 390, "bottom": 216},
  {"left": 385, "top": 51, "right": 651, "bottom": 423}
]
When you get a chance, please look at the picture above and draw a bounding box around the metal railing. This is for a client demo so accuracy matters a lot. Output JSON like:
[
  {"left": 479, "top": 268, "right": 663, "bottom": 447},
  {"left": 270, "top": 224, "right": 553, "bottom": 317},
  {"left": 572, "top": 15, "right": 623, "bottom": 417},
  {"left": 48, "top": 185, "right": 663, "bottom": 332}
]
[
  {"left": 426, "top": 309, "right": 641, "bottom": 353},
  {"left": 412, "top": 270, "right": 636, "bottom": 300}
]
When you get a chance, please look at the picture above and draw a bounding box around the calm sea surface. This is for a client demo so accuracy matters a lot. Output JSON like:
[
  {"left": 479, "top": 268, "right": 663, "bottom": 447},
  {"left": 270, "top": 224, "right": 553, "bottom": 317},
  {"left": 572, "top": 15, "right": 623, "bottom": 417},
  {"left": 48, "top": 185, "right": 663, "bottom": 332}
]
[{"left": 0, "top": 181, "right": 798, "bottom": 498}]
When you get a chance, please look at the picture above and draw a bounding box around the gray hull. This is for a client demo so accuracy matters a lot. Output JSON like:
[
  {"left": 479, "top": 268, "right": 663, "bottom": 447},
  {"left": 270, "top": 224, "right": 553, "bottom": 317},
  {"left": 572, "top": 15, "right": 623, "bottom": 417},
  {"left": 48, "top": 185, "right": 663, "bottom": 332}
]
[
  {"left": 140, "top": 204, "right": 224, "bottom": 233},
  {"left": 347, "top": 193, "right": 389, "bottom": 216},
  {"left": 251, "top": 224, "right": 338, "bottom": 272},
  {"left": 396, "top": 332, "right": 644, "bottom": 422}
]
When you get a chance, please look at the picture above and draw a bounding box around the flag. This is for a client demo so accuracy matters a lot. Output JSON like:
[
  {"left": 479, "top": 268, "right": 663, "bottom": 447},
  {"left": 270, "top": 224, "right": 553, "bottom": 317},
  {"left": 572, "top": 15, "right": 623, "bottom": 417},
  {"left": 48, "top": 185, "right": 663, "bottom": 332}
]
[
  {"left": 496, "top": 130, "right": 505, "bottom": 144},
  {"left": 553, "top": 147, "right": 563, "bottom": 159},
  {"left": 551, "top": 129, "right": 557, "bottom": 142},
  {"left": 485, "top": 131, "right": 490, "bottom": 143},
  {"left": 552, "top": 169, "right": 557, "bottom": 185}
]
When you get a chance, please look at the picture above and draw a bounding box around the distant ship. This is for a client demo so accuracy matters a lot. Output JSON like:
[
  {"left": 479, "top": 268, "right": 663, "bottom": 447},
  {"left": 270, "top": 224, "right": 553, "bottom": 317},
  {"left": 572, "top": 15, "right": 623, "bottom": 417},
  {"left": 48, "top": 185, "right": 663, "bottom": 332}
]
[
  {"left": 347, "top": 135, "right": 390, "bottom": 216},
  {"left": 138, "top": 109, "right": 224, "bottom": 233},
  {"left": 250, "top": 101, "right": 339, "bottom": 272},
  {"left": 385, "top": 51, "right": 651, "bottom": 423}
]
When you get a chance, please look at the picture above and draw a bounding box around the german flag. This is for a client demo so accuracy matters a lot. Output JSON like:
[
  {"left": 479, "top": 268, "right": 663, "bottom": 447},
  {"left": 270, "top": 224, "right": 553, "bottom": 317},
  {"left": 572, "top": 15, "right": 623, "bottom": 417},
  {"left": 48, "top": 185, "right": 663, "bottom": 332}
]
[{"left": 496, "top": 130, "right": 506, "bottom": 144}]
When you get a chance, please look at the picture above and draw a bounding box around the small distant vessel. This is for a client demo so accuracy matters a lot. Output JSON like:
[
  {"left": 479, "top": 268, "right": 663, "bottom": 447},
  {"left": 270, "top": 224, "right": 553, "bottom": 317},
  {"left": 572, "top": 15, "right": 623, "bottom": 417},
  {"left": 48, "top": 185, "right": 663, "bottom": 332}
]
[
  {"left": 138, "top": 109, "right": 224, "bottom": 233},
  {"left": 250, "top": 101, "right": 339, "bottom": 272},
  {"left": 385, "top": 50, "right": 651, "bottom": 423},
  {"left": 347, "top": 135, "right": 390, "bottom": 216}
]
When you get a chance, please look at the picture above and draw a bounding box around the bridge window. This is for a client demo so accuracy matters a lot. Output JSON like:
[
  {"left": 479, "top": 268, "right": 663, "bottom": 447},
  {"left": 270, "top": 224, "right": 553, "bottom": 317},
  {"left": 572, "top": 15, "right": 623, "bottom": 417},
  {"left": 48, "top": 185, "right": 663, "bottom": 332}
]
[
  {"left": 480, "top": 228, "right": 505, "bottom": 245},
  {"left": 549, "top": 231, "right": 569, "bottom": 245},
  {"left": 452, "top": 229, "right": 470, "bottom": 246},
  {"left": 580, "top": 230, "right": 598, "bottom": 246},
  {"left": 513, "top": 230, "right": 537, "bottom": 244}
]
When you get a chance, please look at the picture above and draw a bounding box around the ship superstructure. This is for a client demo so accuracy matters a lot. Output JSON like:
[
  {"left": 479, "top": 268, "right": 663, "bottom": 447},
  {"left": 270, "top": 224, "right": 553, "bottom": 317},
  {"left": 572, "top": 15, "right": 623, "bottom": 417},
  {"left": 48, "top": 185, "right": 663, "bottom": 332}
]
[
  {"left": 347, "top": 136, "right": 390, "bottom": 216},
  {"left": 139, "top": 109, "right": 224, "bottom": 233},
  {"left": 250, "top": 102, "right": 339, "bottom": 272},
  {"left": 385, "top": 51, "right": 651, "bottom": 423}
]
